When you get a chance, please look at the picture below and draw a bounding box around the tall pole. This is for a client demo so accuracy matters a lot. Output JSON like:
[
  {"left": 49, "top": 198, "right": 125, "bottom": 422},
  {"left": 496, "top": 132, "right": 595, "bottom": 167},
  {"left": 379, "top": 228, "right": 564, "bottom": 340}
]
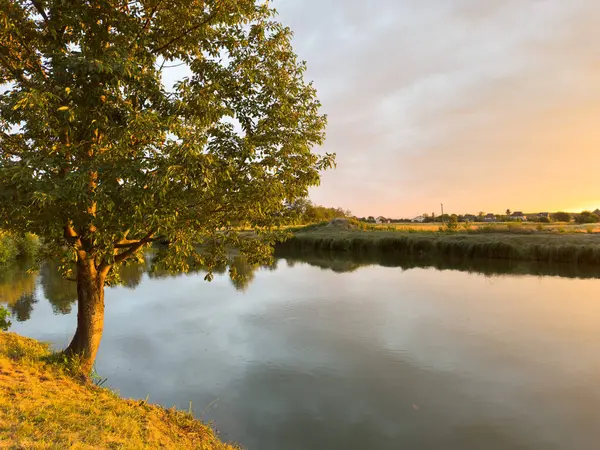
[{"left": 441, "top": 203, "right": 444, "bottom": 221}]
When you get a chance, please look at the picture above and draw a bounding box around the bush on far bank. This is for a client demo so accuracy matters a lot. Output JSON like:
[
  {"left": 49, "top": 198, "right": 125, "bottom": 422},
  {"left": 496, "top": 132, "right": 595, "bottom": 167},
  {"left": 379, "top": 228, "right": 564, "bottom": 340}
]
[
  {"left": 0, "top": 232, "right": 41, "bottom": 266},
  {"left": 575, "top": 211, "right": 600, "bottom": 224}
]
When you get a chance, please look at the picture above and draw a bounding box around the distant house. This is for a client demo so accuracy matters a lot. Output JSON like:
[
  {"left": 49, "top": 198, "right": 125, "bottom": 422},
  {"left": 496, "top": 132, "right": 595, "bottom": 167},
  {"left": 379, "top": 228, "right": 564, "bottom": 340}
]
[
  {"left": 375, "top": 216, "right": 390, "bottom": 224},
  {"left": 463, "top": 214, "right": 478, "bottom": 222},
  {"left": 483, "top": 213, "right": 497, "bottom": 222},
  {"left": 411, "top": 215, "right": 426, "bottom": 223},
  {"left": 537, "top": 212, "right": 550, "bottom": 219},
  {"left": 511, "top": 211, "right": 527, "bottom": 221},
  {"left": 593, "top": 209, "right": 600, "bottom": 216}
]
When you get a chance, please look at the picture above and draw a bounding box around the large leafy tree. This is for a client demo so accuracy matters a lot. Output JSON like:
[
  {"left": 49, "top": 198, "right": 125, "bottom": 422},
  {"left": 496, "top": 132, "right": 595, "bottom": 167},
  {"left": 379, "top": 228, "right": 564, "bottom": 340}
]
[{"left": 0, "top": 0, "right": 332, "bottom": 375}]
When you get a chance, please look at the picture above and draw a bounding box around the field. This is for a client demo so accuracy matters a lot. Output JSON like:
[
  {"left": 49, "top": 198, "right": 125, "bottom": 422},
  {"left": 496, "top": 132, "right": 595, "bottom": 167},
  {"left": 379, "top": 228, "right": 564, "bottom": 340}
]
[{"left": 366, "top": 221, "right": 600, "bottom": 233}]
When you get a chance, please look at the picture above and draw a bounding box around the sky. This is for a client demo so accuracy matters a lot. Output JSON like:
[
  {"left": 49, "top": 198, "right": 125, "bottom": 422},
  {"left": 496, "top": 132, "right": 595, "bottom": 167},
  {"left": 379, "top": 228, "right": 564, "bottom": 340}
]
[{"left": 269, "top": 0, "right": 600, "bottom": 218}]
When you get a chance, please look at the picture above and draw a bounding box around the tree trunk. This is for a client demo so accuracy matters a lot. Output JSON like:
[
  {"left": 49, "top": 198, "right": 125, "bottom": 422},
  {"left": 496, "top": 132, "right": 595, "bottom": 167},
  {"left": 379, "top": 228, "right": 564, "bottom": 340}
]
[{"left": 64, "top": 254, "right": 106, "bottom": 378}]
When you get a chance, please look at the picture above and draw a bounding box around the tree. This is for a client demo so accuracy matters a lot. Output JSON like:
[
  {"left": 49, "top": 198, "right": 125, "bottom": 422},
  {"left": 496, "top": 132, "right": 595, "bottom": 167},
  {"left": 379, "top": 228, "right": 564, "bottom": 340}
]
[
  {"left": 575, "top": 211, "right": 600, "bottom": 224},
  {"left": 506, "top": 209, "right": 511, "bottom": 216},
  {"left": 440, "top": 214, "right": 458, "bottom": 232},
  {"left": 0, "top": 1, "right": 332, "bottom": 376},
  {"left": 553, "top": 211, "right": 571, "bottom": 222}
]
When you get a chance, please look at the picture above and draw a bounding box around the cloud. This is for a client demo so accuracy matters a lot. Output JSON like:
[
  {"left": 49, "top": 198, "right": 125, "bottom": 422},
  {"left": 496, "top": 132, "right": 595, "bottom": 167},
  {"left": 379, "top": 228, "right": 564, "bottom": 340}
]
[{"left": 274, "top": 0, "right": 600, "bottom": 216}]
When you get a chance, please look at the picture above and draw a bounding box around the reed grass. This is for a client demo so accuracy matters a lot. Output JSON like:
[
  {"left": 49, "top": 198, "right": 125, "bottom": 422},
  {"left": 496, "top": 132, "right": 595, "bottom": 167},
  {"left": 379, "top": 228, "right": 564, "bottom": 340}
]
[{"left": 279, "top": 228, "right": 600, "bottom": 264}]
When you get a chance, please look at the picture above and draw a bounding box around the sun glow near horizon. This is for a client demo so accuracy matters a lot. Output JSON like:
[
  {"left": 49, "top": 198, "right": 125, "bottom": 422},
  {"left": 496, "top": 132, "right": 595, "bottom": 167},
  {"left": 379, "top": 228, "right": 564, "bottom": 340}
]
[{"left": 281, "top": 0, "right": 600, "bottom": 219}]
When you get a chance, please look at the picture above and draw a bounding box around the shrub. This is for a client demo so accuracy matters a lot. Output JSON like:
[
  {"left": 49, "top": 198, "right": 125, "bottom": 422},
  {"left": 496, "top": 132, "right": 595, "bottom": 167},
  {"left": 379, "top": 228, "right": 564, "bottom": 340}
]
[
  {"left": 575, "top": 212, "right": 600, "bottom": 224},
  {"left": 473, "top": 224, "right": 498, "bottom": 233},
  {"left": 15, "top": 233, "right": 41, "bottom": 258},
  {"left": 553, "top": 212, "right": 571, "bottom": 222},
  {"left": 0, "top": 234, "right": 19, "bottom": 266},
  {"left": 439, "top": 215, "right": 459, "bottom": 232},
  {"left": 0, "top": 306, "right": 11, "bottom": 331},
  {"left": 0, "top": 232, "right": 41, "bottom": 265}
]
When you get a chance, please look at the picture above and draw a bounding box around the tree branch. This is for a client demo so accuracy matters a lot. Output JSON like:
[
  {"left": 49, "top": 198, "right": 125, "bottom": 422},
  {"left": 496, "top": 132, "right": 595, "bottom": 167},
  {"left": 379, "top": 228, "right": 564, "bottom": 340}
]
[
  {"left": 0, "top": 54, "right": 33, "bottom": 87},
  {"left": 138, "top": 0, "right": 163, "bottom": 38},
  {"left": 151, "top": 11, "right": 217, "bottom": 55},
  {"left": 131, "top": 0, "right": 163, "bottom": 48},
  {"left": 30, "top": 0, "right": 50, "bottom": 26},
  {"left": 114, "top": 234, "right": 163, "bottom": 248},
  {"left": 113, "top": 230, "right": 156, "bottom": 263},
  {"left": 11, "top": 29, "right": 48, "bottom": 80},
  {"left": 63, "top": 224, "right": 82, "bottom": 248}
]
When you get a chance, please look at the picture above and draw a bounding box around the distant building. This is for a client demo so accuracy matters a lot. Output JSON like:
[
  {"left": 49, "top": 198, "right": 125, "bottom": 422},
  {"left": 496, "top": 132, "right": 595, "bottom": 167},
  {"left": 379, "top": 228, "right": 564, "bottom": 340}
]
[
  {"left": 411, "top": 215, "right": 426, "bottom": 223},
  {"left": 593, "top": 209, "right": 600, "bottom": 216},
  {"left": 375, "top": 216, "right": 390, "bottom": 224},
  {"left": 511, "top": 211, "right": 527, "bottom": 221},
  {"left": 463, "top": 214, "right": 478, "bottom": 222},
  {"left": 537, "top": 212, "right": 550, "bottom": 219},
  {"left": 483, "top": 213, "right": 497, "bottom": 222}
]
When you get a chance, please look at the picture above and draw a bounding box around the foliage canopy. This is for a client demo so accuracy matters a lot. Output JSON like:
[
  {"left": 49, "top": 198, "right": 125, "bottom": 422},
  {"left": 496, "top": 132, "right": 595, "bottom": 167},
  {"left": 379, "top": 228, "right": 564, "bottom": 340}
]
[{"left": 0, "top": 0, "right": 332, "bottom": 282}]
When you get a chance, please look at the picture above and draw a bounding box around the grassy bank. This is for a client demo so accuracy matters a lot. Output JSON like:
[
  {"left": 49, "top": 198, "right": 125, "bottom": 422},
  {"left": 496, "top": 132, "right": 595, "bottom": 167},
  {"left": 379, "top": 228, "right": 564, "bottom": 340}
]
[
  {"left": 279, "top": 223, "right": 600, "bottom": 265},
  {"left": 0, "top": 332, "right": 238, "bottom": 449}
]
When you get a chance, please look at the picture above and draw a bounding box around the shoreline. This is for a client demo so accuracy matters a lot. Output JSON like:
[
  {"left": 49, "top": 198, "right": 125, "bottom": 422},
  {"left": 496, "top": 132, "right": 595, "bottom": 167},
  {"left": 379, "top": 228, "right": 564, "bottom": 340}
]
[
  {"left": 277, "top": 228, "right": 600, "bottom": 265},
  {"left": 0, "top": 332, "right": 238, "bottom": 449}
]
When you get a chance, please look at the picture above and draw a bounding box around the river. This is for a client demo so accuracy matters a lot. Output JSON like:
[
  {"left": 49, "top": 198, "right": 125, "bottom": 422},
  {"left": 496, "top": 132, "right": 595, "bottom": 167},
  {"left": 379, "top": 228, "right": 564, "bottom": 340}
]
[{"left": 2, "top": 253, "right": 600, "bottom": 450}]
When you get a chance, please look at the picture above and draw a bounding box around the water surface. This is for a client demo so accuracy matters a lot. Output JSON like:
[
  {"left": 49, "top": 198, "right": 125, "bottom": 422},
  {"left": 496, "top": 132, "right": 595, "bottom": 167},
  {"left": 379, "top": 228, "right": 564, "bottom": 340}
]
[{"left": 2, "top": 254, "right": 600, "bottom": 450}]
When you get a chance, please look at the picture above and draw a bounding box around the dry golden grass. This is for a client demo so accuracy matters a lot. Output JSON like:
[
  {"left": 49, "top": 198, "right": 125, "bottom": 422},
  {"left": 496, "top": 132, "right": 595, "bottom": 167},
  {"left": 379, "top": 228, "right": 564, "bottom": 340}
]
[{"left": 0, "top": 332, "right": 239, "bottom": 450}]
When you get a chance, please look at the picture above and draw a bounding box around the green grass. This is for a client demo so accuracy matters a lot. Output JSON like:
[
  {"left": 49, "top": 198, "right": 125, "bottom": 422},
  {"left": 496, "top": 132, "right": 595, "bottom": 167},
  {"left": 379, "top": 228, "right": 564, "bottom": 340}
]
[
  {"left": 0, "top": 332, "right": 239, "bottom": 449},
  {"left": 279, "top": 226, "right": 600, "bottom": 265}
]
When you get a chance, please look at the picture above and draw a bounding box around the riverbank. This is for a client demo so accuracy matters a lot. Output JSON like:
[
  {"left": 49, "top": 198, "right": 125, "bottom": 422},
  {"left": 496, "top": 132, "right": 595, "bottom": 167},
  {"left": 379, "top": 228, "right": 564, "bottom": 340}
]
[
  {"left": 0, "top": 332, "right": 238, "bottom": 449},
  {"left": 278, "top": 223, "right": 600, "bottom": 264}
]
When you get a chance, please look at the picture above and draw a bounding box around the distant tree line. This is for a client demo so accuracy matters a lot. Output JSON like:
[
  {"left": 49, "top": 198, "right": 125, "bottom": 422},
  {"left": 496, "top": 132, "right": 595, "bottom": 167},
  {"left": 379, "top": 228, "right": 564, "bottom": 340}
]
[
  {"left": 355, "top": 211, "right": 600, "bottom": 224},
  {"left": 573, "top": 211, "right": 600, "bottom": 224},
  {"left": 285, "top": 198, "right": 351, "bottom": 224},
  {"left": 277, "top": 201, "right": 600, "bottom": 226}
]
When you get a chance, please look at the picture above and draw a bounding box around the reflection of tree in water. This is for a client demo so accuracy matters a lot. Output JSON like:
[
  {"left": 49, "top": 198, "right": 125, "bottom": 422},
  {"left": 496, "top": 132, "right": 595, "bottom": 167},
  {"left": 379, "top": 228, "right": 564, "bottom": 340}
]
[
  {"left": 274, "top": 246, "right": 600, "bottom": 279},
  {"left": 0, "top": 262, "right": 38, "bottom": 321},
  {"left": 275, "top": 249, "right": 365, "bottom": 273},
  {"left": 3, "top": 253, "right": 271, "bottom": 321},
  {"left": 40, "top": 262, "right": 77, "bottom": 315},
  {"left": 263, "top": 258, "right": 278, "bottom": 272},
  {"left": 9, "top": 293, "right": 37, "bottom": 322},
  {"left": 117, "top": 263, "right": 145, "bottom": 289},
  {"left": 0, "top": 263, "right": 36, "bottom": 304},
  {"left": 146, "top": 254, "right": 262, "bottom": 292},
  {"left": 40, "top": 261, "right": 147, "bottom": 315},
  {"left": 229, "top": 255, "right": 258, "bottom": 292}
]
